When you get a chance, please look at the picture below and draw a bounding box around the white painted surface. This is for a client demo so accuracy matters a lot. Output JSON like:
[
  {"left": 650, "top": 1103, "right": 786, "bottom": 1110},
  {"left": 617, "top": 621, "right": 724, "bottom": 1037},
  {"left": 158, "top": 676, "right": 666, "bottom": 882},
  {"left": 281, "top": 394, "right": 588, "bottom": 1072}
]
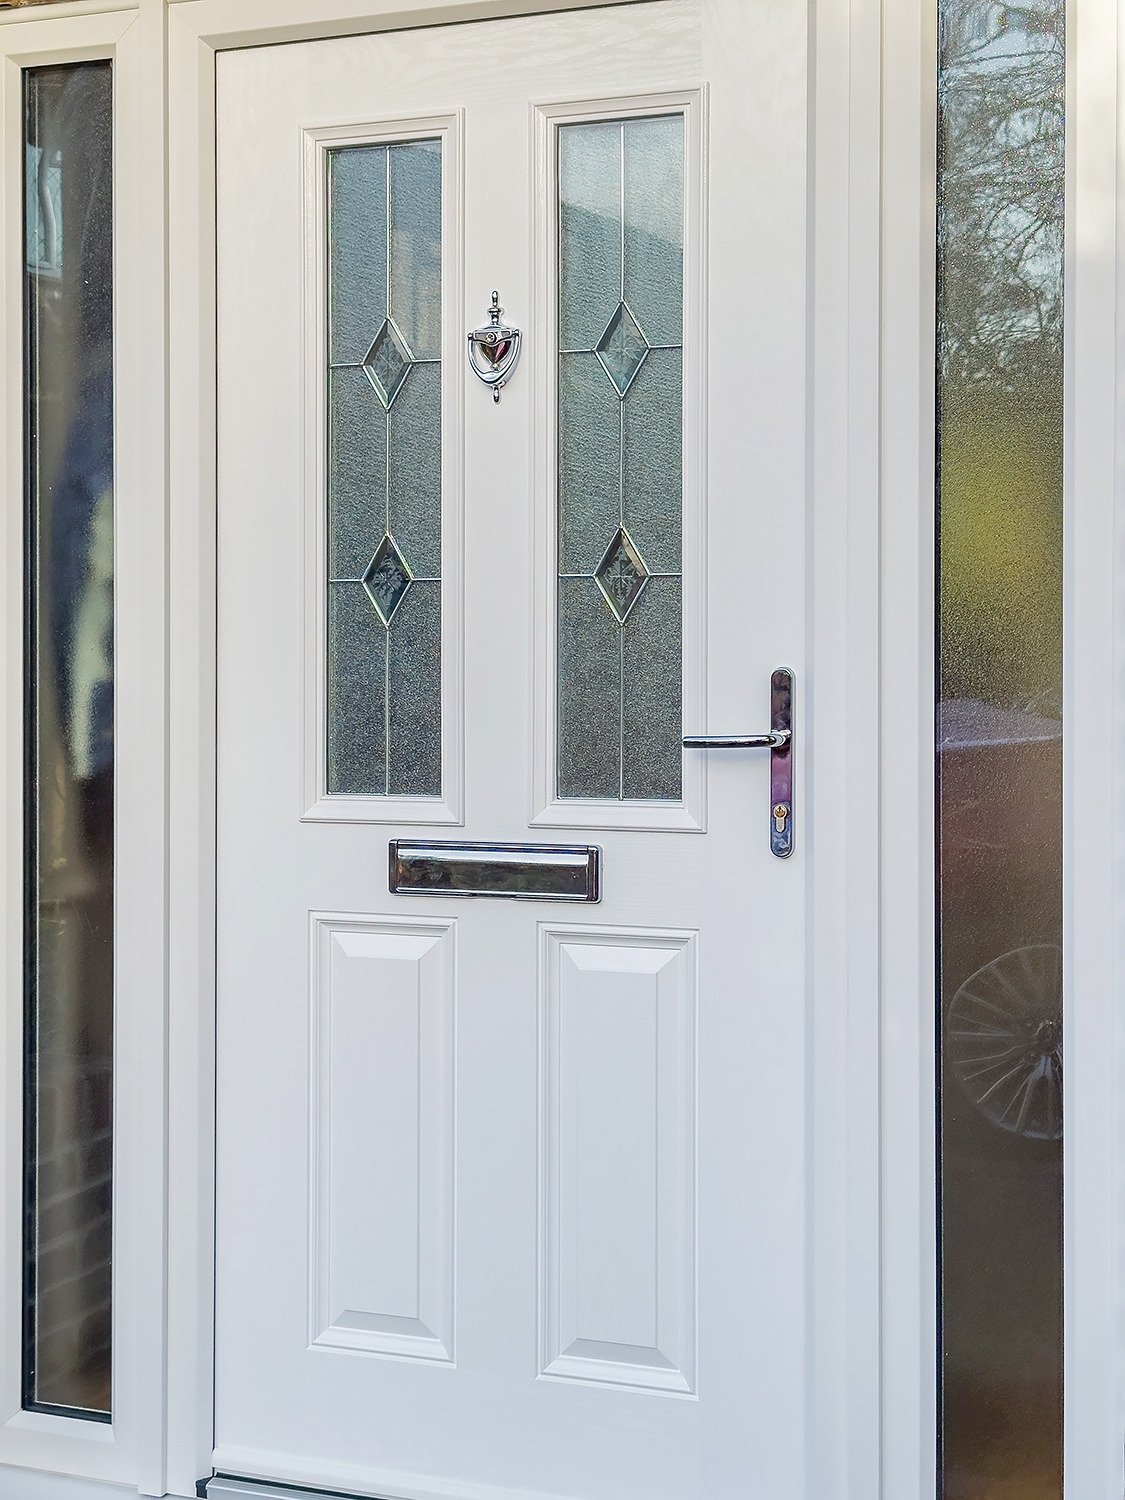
[
  {"left": 0, "top": 0, "right": 1113, "bottom": 1494},
  {"left": 311, "top": 915, "right": 455, "bottom": 1361},
  {"left": 214, "top": 2, "right": 809, "bottom": 1497},
  {"left": 0, "top": 1465, "right": 145, "bottom": 1500},
  {"left": 0, "top": 5, "right": 170, "bottom": 1492},
  {"left": 540, "top": 927, "right": 695, "bottom": 1393}
]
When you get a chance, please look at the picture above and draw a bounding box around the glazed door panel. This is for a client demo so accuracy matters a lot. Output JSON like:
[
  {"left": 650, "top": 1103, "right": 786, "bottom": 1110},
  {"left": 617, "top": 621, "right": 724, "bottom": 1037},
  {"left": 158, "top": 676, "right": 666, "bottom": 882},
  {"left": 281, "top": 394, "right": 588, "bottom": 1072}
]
[{"left": 214, "top": 4, "right": 808, "bottom": 1498}]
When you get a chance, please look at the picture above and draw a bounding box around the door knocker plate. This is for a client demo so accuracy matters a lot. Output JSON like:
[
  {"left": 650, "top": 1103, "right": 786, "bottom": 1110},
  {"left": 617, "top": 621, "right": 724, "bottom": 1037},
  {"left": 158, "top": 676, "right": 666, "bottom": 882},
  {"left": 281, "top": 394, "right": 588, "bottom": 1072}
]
[{"left": 467, "top": 291, "right": 521, "bottom": 402}]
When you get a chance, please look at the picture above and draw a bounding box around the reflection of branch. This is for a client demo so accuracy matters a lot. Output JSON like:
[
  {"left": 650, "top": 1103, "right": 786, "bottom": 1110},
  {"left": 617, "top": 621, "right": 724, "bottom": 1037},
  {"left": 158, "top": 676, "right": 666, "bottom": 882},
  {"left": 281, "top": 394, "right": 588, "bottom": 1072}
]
[{"left": 939, "top": 0, "right": 1063, "bottom": 383}]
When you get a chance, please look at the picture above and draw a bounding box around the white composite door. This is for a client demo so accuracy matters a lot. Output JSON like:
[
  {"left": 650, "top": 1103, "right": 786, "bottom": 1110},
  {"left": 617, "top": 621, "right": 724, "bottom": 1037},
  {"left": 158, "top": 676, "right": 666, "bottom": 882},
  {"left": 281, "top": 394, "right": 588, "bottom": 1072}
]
[{"left": 214, "top": 4, "right": 809, "bottom": 1498}]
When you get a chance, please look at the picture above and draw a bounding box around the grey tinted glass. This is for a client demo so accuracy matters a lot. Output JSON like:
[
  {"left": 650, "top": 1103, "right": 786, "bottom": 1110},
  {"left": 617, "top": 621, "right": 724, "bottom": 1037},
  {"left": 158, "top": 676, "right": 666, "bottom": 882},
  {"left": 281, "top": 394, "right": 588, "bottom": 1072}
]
[
  {"left": 937, "top": 3, "right": 1063, "bottom": 1495},
  {"left": 557, "top": 116, "right": 684, "bottom": 801},
  {"left": 327, "top": 139, "right": 441, "bottom": 797},
  {"left": 24, "top": 61, "right": 114, "bottom": 1420}
]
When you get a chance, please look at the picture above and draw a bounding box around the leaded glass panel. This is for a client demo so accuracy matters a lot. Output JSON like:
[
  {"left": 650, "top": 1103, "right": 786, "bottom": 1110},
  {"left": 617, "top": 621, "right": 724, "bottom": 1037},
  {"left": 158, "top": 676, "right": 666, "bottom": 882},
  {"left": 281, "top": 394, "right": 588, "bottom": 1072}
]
[
  {"left": 327, "top": 139, "right": 441, "bottom": 797},
  {"left": 557, "top": 115, "right": 684, "bottom": 801}
]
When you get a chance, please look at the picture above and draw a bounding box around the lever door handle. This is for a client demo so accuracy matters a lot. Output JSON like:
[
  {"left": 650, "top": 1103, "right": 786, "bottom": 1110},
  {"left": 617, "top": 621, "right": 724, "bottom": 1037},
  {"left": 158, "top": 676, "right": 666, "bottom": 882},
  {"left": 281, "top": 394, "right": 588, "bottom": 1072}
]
[
  {"left": 682, "top": 667, "right": 794, "bottom": 857},
  {"left": 682, "top": 730, "right": 789, "bottom": 749}
]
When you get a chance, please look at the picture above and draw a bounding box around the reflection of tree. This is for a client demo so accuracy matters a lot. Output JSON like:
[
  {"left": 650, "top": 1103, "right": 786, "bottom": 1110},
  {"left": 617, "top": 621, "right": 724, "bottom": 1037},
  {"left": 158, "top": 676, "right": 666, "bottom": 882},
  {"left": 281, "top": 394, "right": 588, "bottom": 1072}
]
[
  {"left": 938, "top": 15, "right": 1065, "bottom": 1496},
  {"left": 938, "top": 0, "right": 1064, "bottom": 390},
  {"left": 938, "top": 0, "right": 1064, "bottom": 719}
]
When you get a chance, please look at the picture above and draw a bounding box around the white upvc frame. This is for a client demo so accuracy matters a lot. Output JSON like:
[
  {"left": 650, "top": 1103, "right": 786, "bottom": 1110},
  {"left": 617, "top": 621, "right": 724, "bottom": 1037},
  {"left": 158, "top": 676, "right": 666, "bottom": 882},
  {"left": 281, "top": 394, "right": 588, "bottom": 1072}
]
[
  {"left": 868, "top": 5, "right": 1125, "bottom": 1500},
  {"left": 0, "top": 1, "right": 171, "bottom": 1492},
  {"left": 166, "top": 1, "right": 888, "bottom": 1494},
  {"left": 877, "top": 0, "right": 938, "bottom": 1491},
  {"left": 299, "top": 112, "right": 465, "bottom": 828},
  {"left": 528, "top": 88, "right": 707, "bottom": 834},
  {"left": 1062, "top": 0, "right": 1125, "bottom": 1492},
  {"left": 0, "top": 0, "right": 1109, "bottom": 1497}
]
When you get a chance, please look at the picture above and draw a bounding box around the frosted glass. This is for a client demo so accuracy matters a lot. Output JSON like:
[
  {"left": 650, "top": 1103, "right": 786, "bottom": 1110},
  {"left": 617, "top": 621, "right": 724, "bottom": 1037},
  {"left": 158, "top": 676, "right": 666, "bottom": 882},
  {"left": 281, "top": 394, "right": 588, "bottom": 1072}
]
[
  {"left": 559, "top": 121, "right": 620, "bottom": 352},
  {"left": 557, "top": 115, "right": 684, "bottom": 801},
  {"left": 622, "top": 348, "right": 682, "bottom": 574},
  {"left": 389, "top": 142, "right": 441, "bottom": 360},
  {"left": 329, "top": 145, "right": 388, "bottom": 366},
  {"left": 389, "top": 360, "right": 441, "bottom": 577},
  {"left": 622, "top": 578, "right": 682, "bottom": 799},
  {"left": 327, "top": 582, "right": 388, "bottom": 795},
  {"left": 936, "top": 2, "right": 1064, "bottom": 1496},
  {"left": 328, "top": 367, "right": 387, "bottom": 579},
  {"left": 327, "top": 138, "right": 442, "bottom": 797},
  {"left": 387, "top": 582, "right": 441, "bottom": 796},
  {"left": 624, "top": 116, "right": 683, "bottom": 347},
  {"left": 558, "top": 578, "right": 620, "bottom": 799},
  {"left": 558, "top": 353, "right": 619, "bottom": 575}
]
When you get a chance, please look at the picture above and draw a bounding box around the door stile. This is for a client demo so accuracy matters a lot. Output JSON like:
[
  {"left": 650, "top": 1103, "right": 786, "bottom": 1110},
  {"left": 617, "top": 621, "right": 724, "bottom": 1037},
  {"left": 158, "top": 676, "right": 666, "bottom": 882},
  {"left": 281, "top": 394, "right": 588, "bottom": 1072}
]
[
  {"left": 125, "top": 2, "right": 173, "bottom": 1493},
  {"left": 1065, "top": 0, "right": 1125, "bottom": 1492},
  {"left": 806, "top": 0, "right": 887, "bottom": 1493},
  {"left": 878, "top": 0, "right": 938, "bottom": 1495}
]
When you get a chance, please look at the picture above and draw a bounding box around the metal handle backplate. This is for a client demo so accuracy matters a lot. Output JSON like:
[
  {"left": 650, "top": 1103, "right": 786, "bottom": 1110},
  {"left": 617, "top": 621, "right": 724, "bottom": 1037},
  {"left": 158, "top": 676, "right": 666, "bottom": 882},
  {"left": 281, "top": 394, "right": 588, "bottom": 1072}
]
[{"left": 683, "top": 667, "right": 794, "bottom": 857}]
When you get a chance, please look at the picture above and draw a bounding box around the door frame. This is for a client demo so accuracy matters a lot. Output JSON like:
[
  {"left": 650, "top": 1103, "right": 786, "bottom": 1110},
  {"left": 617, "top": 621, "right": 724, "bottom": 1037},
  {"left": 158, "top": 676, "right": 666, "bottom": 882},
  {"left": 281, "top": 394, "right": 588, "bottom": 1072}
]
[
  {"left": 0, "top": 1, "right": 168, "bottom": 1489},
  {"left": 0, "top": 0, "right": 1116, "bottom": 1495},
  {"left": 871, "top": 0, "right": 1125, "bottom": 1495}
]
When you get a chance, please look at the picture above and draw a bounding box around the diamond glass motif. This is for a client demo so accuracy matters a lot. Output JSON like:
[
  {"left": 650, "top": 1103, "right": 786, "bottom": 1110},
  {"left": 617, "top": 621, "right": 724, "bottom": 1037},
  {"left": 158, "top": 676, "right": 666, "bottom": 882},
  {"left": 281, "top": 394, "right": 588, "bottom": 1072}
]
[
  {"left": 595, "top": 527, "right": 649, "bottom": 623},
  {"left": 362, "top": 318, "right": 414, "bottom": 408},
  {"left": 595, "top": 302, "right": 649, "bottom": 395},
  {"left": 362, "top": 533, "right": 413, "bottom": 626}
]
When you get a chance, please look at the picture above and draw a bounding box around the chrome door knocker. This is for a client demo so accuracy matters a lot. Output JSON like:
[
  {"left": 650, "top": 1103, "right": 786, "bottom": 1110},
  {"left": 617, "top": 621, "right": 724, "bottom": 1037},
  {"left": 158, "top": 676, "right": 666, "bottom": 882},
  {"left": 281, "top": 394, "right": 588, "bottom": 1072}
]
[{"left": 467, "top": 291, "right": 521, "bottom": 402}]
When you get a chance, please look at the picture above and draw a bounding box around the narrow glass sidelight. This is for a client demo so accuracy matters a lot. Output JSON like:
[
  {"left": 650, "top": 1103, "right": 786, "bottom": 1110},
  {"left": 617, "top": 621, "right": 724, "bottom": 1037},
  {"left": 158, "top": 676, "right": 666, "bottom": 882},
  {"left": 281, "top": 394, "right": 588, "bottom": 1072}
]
[
  {"left": 557, "top": 115, "right": 684, "bottom": 801},
  {"left": 23, "top": 61, "right": 114, "bottom": 1419},
  {"left": 937, "top": 2, "right": 1063, "bottom": 1495},
  {"left": 326, "top": 139, "right": 442, "bottom": 797}
]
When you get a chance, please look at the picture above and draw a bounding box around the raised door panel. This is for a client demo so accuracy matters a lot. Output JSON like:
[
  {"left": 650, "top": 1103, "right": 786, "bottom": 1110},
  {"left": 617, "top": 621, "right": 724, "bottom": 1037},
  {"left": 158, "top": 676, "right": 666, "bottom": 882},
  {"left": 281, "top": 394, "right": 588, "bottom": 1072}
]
[
  {"left": 310, "top": 915, "right": 455, "bottom": 1362},
  {"left": 540, "top": 925, "right": 696, "bottom": 1393}
]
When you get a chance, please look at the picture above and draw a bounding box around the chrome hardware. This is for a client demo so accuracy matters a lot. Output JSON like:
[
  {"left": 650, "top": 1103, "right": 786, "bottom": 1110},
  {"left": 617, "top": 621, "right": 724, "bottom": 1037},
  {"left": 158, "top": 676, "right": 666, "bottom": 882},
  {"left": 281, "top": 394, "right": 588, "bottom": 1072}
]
[
  {"left": 467, "top": 291, "right": 522, "bottom": 403},
  {"left": 683, "top": 668, "right": 795, "bottom": 858},
  {"left": 390, "top": 840, "right": 600, "bottom": 901},
  {"left": 682, "top": 730, "right": 789, "bottom": 749}
]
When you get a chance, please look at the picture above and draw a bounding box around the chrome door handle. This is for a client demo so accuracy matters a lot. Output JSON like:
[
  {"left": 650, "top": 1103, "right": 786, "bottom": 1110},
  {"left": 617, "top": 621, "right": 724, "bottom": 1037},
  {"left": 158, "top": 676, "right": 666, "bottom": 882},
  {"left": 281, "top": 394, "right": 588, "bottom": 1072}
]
[
  {"left": 682, "top": 730, "right": 789, "bottom": 749},
  {"left": 683, "top": 667, "right": 794, "bottom": 857}
]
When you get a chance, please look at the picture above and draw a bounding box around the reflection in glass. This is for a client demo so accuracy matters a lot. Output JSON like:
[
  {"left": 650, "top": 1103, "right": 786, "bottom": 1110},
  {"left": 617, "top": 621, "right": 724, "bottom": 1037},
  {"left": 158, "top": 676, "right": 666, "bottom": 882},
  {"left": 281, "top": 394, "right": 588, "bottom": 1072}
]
[
  {"left": 23, "top": 62, "right": 114, "bottom": 1419},
  {"left": 557, "top": 115, "right": 683, "bottom": 801},
  {"left": 937, "top": 3, "right": 1063, "bottom": 1495},
  {"left": 327, "top": 139, "right": 442, "bottom": 797}
]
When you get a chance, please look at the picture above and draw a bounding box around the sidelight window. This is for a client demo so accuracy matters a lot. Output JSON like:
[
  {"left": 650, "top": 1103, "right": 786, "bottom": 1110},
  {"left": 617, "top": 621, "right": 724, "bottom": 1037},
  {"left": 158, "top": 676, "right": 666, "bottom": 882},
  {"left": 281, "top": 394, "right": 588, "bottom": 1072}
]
[
  {"left": 23, "top": 59, "right": 115, "bottom": 1420},
  {"left": 936, "top": 1, "right": 1064, "bottom": 1493}
]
